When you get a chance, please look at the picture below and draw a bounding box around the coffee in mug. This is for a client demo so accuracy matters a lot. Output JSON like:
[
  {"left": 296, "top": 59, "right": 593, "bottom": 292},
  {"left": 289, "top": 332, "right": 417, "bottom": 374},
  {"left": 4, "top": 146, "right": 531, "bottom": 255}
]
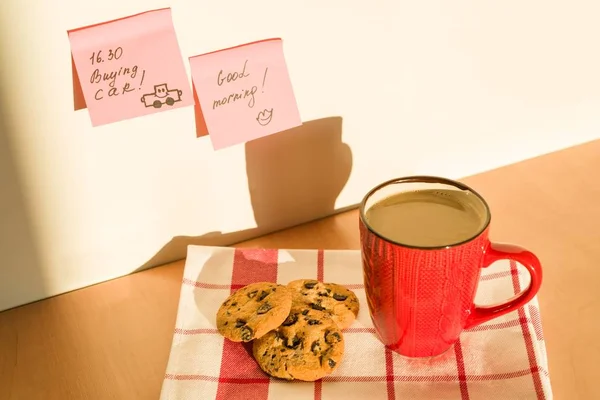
[{"left": 359, "top": 176, "right": 543, "bottom": 358}]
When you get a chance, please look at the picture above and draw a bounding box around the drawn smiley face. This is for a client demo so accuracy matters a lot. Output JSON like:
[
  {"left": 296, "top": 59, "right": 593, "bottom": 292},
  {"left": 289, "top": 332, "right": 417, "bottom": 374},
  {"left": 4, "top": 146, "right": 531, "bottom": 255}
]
[
  {"left": 154, "top": 84, "right": 169, "bottom": 98},
  {"left": 256, "top": 108, "right": 273, "bottom": 126}
]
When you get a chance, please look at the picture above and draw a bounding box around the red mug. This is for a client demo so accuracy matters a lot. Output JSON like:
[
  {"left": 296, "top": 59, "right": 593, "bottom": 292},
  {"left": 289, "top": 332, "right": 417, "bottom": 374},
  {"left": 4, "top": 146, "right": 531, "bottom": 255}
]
[{"left": 359, "top": 176, "right": 543, "bottom": 358}]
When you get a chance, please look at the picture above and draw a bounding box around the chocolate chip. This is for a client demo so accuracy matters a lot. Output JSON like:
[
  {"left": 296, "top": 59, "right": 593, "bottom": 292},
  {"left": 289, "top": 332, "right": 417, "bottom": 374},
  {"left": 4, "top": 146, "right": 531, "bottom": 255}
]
[
  {"left": 310, "top": 340, "right": 321, "bottom": 355},
  {"left": 231, "top": 302, "right": 238, "bottom": 306},
  {"left": 304, "top": 281, "right": 318, "bottom": 289},
  {"left": 224, "top": 321, "right": 228, "bottom": 326},
  {"left": 318, "top": 292, "right": 329, "bottom": 297},
  {"left": 311, "top": 303, "right": 325, "bottom": 311},
  {"left": 257, "top": 302, "right": 272, "bottom": 314},
  {"left": 240, "top": 326, "right": 253, "bottom": 341},
  {"left": 257, "top": 290, "right": 270, "bottom": 301},
  {"left": 282, "top": 313, "right": 298, "bottom": 326},
  {"left": 333, "top": 294, "right": 348, "bottom": 301},
  {"left": 302, "top": 309, "right": 309, "bottom": 315},
  {"left": 285, "top": 336, "right": 302, "bottom": 349},
  {"left": 262, "top": 350, "right": 268, "bottom": 357},
  {"left": 328, "top": 359, "right": 336, "bottom": 368},
  {"left": 235, "top": 319, "right": 246, "bottom": 328},
  {"left": 325, "top": 330, "right": 342, "bottom": 344},
  {"left": 271, "top": 354, "right": 276, "bottom": 359},
  {"left": 307, "top": 319, "right": 321, "bottom": 325},
  {"left": 326, "top": 288, "right": 331, "bottom": 293},
  {"left": 247, "top": 290, "right": 258, "bottom": 298}
]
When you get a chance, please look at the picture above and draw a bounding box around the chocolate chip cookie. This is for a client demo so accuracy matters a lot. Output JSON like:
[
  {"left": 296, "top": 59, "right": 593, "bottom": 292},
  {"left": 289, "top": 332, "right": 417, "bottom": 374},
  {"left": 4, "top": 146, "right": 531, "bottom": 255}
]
[
  {"left": 287, "top": 279, "right": 360, "bottom": 329},
  {"left": 252, "top": 305, "right": 345, "bottom": 381},
  {"left": 216, "top": 282, "right": 292, "bottom": 342}
]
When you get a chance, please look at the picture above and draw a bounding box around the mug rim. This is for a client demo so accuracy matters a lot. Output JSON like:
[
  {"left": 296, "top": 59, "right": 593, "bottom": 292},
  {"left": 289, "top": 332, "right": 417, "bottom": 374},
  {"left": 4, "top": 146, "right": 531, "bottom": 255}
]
[{"left": 359, "top": 175, "right": 492, "bottom": 250}]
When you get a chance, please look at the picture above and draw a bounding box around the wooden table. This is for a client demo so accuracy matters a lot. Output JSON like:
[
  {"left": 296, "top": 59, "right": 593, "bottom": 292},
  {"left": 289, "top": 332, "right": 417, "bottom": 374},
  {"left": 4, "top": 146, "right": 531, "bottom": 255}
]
[{"left": 2, "top": 140, "right": 600, "bottom": 400}]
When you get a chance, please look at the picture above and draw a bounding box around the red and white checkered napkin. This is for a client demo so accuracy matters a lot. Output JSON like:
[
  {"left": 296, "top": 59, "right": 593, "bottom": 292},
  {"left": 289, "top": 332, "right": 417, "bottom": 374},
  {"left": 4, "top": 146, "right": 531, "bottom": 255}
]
[{"left": 160, "top": 245, "right": 553, "bottom": 400}]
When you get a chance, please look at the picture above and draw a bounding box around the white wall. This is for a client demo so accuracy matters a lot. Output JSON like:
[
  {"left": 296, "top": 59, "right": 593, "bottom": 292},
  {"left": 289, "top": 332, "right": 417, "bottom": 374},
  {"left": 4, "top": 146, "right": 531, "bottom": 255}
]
[{"left": 1, "top": 0, "right": 599, "bottom": 311}]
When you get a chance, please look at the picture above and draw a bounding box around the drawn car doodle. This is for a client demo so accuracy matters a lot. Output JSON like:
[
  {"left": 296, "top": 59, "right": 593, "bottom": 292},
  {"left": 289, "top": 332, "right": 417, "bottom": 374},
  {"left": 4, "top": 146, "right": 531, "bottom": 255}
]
[
  {"left": 256, "top": 108, "right": 273, "bottom": 126},
  {"left": 141, "top": 84, "right": 183, "bottom": 109}
]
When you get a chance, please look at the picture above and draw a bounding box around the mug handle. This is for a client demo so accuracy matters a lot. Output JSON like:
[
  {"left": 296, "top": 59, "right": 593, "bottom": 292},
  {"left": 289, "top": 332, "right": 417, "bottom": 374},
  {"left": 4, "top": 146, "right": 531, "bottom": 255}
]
[{"left": 464, "top": 242, "right": 543, "bottom": 329}]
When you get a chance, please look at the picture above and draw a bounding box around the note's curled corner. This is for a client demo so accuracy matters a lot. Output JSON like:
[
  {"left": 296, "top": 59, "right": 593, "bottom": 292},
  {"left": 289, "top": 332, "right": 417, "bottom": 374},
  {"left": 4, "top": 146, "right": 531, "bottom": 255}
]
[
  {"left": 189, "top": 39, "right": 302, "bottom": 149},
  {"left": 68, "top": 8, "right": 193, "bottom": 126}
]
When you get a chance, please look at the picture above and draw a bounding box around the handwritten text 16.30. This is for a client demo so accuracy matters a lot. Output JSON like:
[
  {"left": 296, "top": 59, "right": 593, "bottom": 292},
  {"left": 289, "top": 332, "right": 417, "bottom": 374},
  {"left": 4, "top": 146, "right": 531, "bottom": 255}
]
[{"left": 89, "top": 47, "right": 123, "bottom": 65}]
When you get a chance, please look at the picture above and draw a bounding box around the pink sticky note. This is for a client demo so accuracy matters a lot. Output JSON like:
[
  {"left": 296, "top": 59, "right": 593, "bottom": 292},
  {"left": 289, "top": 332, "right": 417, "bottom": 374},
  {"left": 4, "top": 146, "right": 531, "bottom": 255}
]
[
  {"left": 68, "top": 8, "right": 193, "bottom": 126},
  {"left": 189, "top": 39, "right": 302, "bottom": 150}
]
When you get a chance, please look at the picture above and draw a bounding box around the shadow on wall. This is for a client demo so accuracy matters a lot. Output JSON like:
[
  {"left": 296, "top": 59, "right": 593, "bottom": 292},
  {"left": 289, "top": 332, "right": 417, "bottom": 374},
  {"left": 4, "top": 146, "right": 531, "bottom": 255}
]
[
  {"left": 137, "top": 116, "right": 353, "bottom": 271},
  {"left": 0, "top": 97, "right": 46, "bottom": 311}
]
